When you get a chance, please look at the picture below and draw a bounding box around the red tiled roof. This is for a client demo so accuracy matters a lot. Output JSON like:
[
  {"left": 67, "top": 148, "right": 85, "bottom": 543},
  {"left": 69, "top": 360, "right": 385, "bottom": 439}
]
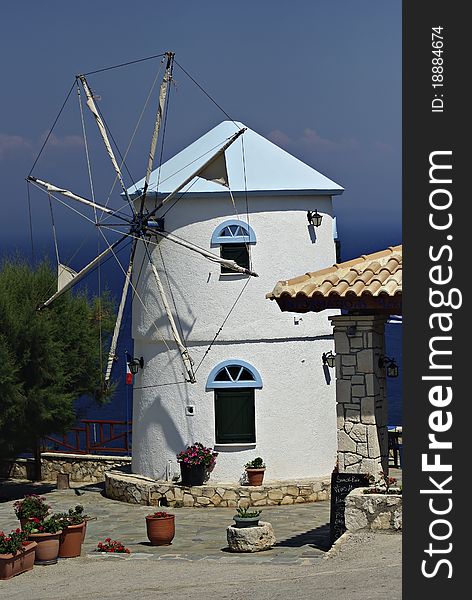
[{"left": 267, "top": 245, "right": 402, "bottom": 301}]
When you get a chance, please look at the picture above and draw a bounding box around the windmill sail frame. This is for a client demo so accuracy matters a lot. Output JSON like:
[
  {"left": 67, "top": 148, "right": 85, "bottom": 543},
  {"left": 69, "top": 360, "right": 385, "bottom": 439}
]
[{"left": 28, "top": 51, "right": 255, "bottom": 386}]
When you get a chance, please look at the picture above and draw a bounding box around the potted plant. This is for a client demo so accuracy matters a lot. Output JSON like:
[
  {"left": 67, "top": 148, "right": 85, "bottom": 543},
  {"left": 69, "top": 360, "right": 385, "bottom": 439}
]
[
  {"left": 0, "top": 529, "right": 37, "bottom": 580},
  {"left": 13, "top": 494, "right": 51, "bottom": 529},
  {"left": 145, "top": 511, "right": 175, "bottom": 546},
  {"left": 245, "top": 457, "right": 266, "bottom": 486},
  {"left": 232, "top": 506, "right": 262, "bottom": 528},
  {"left": 96, "top": 538, "right": 130, "bottom": 553},
  {"left": 176, "top": 442, "right": 218, "bottom": 486},
  {"left": 72, "top": 504, "right": 91, "bottom": 542},
  {"left": 56, "top": 506, "right": 87, "bottom": 558},
  {"left": 364, "top": 472, "right": 403, "bottom": 495},
  {"left": 24, "top": 516, "right": 62, "bottom": 565}
]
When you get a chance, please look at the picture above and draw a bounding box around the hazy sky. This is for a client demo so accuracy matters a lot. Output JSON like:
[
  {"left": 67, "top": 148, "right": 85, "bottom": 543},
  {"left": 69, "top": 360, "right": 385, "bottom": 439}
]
[{"left": 1, "top": 0, "right": 401, "bottom": 263}]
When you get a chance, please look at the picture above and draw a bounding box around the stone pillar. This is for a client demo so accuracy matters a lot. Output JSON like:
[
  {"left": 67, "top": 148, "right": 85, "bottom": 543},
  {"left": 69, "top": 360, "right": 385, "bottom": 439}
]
[{"left": 329, "top": 315, "right": 388, "bottom": 479}]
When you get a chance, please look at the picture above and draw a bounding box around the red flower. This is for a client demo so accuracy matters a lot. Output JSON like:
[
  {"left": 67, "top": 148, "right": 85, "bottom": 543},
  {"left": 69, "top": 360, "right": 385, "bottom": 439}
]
[{"left": 96, "top": 537, "right": 130, "bottom": 554}]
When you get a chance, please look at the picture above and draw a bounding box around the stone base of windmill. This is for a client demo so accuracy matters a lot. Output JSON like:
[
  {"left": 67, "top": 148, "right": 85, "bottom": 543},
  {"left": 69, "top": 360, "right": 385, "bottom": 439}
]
[{"left": 226, "top": 521, "right": 276, "bottom": 552}]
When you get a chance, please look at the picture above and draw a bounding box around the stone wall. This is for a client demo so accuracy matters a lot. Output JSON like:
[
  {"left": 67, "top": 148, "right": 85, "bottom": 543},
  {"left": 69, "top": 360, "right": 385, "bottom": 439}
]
[
  {"left": 329, "top": 315, "right": 389, "bottom": 478},
  {"left": 105, "top": 470, "right": 331, "bottom": 508},
  {"left": 1, "top": 454, "right": 132, "bottom": 483},
  {"left": 0, "top": 458, "right": 36, "bottom": 481},
  {"left": 344, "top": 487, "right": 402, "bottom": 531}
]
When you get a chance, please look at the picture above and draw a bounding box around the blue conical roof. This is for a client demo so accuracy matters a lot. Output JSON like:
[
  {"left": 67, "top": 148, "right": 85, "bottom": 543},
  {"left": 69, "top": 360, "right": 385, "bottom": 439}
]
[{"left": 128, "top": 121, "right": 344, "bottom": 197}]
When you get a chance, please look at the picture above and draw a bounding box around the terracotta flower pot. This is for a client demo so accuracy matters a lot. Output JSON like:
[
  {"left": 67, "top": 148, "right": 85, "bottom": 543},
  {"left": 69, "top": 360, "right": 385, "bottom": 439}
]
[
  {"left": 179, "top": 462, "right": 205, "bottom": 486},
  {"left": 58, "top": 522, "right": 84, "bottom": 558},
  {"left": 19, "top": 518, "right": 34, "bottom": 530},
  {"left": 0, "top": 542, "right": 37, "bottom": 580},
  {"left": 246, "top": 468, "right": 265, "bottom": 486},
  {"left": 145, "top": 515, "right": 175, "bottom": 546},
  {"left": 28, "top": 531, "right": 62, "bottom": 565}
]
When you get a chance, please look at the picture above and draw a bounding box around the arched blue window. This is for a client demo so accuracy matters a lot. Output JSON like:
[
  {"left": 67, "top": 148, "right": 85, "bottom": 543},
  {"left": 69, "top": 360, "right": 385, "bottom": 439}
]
[
  {"left": 211, "top": 220, "right": 256, "bottom": 246},
  {"left": 211, "top": 220, "right": 256, "bottom": 274},
  {"left": 207, "top": 360, "right": 262, "bottom": 444},
  {"left": 207, "top": 360, "right": 263, "bottom": 389}
]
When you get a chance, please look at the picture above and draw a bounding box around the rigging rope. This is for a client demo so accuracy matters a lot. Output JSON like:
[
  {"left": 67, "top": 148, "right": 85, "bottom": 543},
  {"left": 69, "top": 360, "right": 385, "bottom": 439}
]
[
  {"left": 81, "top": 53, "right": 165, "bottom": 76},
  {"left": 140, "top": 235, "right": 195, "bottom": 381},
  {"left": 133, "top": 380, "right": 188, "bottom": 390},
  {"left": 174, "top": 60, "right": 239, "bottom": 127},
  {"left": 194, "top": 278, "right": 251, "bottom": 375},
  {"left": 241, "top": 135, "right": 252, "bottom": 270},
  {"left": 97, "top": 228, "right": 173, "bottom": 354},
  {"left": 160, "top": 177, "right": 200, "bottom": 218},
  {"left": 28, "top": 80, "right": 76, "bottom": 176},
  {"left": 193, "top": 143, "right": 253, "bottom": 365},
  {"left": 157, "top": 242, "right": 186, "bottom": 348},
  {"left": 84, "top": 98, "right": 136, "bottom": 215},
  {"left": 121, "top": 242, "right": 147, "bottom": 336},
  {"left": 227, "top": 186, "right": 251, "bottom": 259},
  {"left": 147, "top": 136, "right": 238, "bottom": 195}
]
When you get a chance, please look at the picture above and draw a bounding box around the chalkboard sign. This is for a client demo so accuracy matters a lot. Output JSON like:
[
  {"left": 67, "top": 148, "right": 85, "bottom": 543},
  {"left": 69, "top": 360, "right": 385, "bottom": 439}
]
[{"left": 329, "top": 471, "right": 370, "bottom": 544}]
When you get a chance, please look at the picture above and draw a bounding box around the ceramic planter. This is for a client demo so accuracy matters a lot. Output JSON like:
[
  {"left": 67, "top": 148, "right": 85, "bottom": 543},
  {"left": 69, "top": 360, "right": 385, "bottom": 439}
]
[
  {"left": 145, "top": 515, "right": 175, "bottom": 545},
  {"left": 0, "top": 542, "right": 37, "bottom": 580},
  {"left": 28, "top": 531, "right": 62, "bottom": 565},
  {"left": 245, "top": 468, "right": 265, "bottom": 486},
  {"left": 58, "top": 522, "right": 84, "bottom": 558},
  {"left": 232, "top": 516, "right": 260, "bottom": 528},
  {"left": 180, "top": 462, "right": 205, "bottom": 486}
]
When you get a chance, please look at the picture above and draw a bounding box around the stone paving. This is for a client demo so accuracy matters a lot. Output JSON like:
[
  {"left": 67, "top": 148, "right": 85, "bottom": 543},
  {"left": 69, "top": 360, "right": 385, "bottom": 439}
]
[{"left": 0, "top": 479, "right": 332, "bottom": 565}]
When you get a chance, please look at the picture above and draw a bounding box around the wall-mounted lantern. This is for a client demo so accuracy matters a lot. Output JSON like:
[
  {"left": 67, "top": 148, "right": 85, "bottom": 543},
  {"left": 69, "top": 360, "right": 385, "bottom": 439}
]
[
  {"left": 378, "top": 355, "right": 399, "bottom": 378},
  {"left": 322, "top": 351, "right": 336, "bottom": 368},
  {"left": 128, "top": 356, "right": 144, "bottom": 375},
  {"left": 307, "top": 209, "right": 323, "bottom": 228}
]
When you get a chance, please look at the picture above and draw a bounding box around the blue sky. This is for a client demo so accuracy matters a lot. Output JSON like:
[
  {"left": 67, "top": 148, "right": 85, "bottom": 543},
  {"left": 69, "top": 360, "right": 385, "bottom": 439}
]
[{"left": 1, "top": 0, "right": 401, "bottom": 262}]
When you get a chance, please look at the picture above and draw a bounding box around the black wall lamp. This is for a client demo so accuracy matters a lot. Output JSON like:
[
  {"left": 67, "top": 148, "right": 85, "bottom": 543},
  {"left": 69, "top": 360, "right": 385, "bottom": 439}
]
[
  {"left": 378, "top": 355, "right": 399, "bottom": 378},
  {"left": 128, "top": 356, "right": 144, "bottom": 375},
  {"left": 307, "top": 209, "right": 323, "bottom": 228},
  {"left": 322, "top": 351, "right": 336, "bottom": 368}
]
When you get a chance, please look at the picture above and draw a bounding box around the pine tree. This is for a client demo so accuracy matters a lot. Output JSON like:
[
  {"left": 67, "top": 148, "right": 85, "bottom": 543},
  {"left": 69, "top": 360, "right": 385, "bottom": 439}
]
[{"left": 0, "top": 258, "right": 115, "bottom": 478}]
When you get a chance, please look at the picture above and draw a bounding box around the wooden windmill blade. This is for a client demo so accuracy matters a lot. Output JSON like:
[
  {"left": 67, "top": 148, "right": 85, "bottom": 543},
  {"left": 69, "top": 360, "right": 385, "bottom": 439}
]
[
  {"left": 77, "top": 74, "right": 136, "bottom": 215},
  {"left": 27, "top": 176, "right": 126, "bottom": 220},
  {"left": 144, "top": 227, "right": 258, "bottom": 277},
  {"left": 37, "top": 234, "right": 129, "bottom": 310}
]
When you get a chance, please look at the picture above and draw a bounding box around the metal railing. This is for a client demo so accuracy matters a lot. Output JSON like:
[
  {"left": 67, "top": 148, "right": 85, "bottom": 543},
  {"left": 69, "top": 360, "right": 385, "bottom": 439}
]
[{"left": 42, "top": 419, "right": 132, "bottom": 455}]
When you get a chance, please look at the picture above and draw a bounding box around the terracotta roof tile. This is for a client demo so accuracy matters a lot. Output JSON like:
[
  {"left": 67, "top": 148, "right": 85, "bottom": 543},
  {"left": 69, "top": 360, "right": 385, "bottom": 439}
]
[{"left": 267, "top": 245, "right": 402, "bottom": 300}]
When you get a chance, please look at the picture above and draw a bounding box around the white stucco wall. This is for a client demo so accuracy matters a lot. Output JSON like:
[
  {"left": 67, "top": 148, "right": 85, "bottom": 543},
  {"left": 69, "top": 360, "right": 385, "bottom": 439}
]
[{"left": 131, "top": 193, "right": 339, "bottom": 482}]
